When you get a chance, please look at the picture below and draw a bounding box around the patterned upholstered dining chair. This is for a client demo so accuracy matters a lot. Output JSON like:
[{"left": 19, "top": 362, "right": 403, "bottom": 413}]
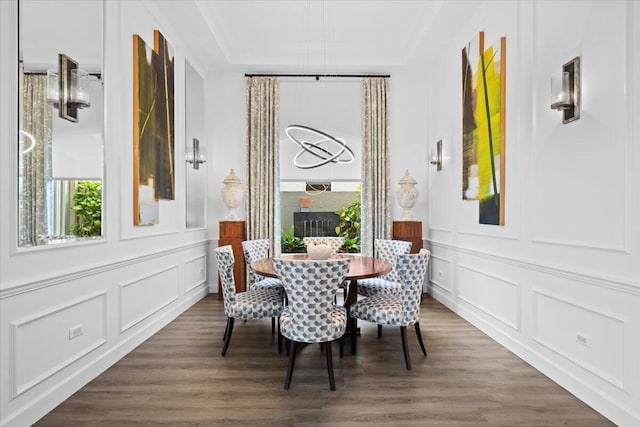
[
  {"left": 215, "top": 245, "right": 285, "bottom": 357},
  {"left": 302, "top": 236, "right": 345, "bottom": 254},
  {"left": 241, "top": 239, "right": 285, "bottom": 334},
  {"left": 302, "top": 237, "right": 347, "bottom": 300},
  {"left": 241, "top": 239, "right": 284, "bottom": 292},
  {"left": 272, "top": 257, "right": 351, "bottom": 391},
  {"left": 349, "top": 250, "right": 430, "bottom": 370},
  {"left": 357, "top": 239, "right": 412, "bottom": 297}
]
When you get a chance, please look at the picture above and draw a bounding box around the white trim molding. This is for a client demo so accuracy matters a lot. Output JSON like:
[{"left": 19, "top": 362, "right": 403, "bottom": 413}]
[
  {"left": 1, "top": 240, "right": 209, "bottom": 299},
  {"left": 428, "top": 240, "right": 640, "bottom": 296}
]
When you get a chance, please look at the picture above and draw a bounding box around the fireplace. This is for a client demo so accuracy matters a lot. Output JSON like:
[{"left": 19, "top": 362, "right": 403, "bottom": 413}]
[{"left": 293, "top": 212, "right": 340, "bottom": 238}]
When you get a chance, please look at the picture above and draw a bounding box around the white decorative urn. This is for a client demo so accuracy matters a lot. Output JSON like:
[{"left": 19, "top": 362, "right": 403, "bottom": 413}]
[
  {"left": 396, "top": 169, "right": 419, "bottom": 221},
  {"left": 221, "top": 169, "right": 244, "bottom": 220},
  {"left": 307, "top": 243, "right": 333, "bottom": 260}
]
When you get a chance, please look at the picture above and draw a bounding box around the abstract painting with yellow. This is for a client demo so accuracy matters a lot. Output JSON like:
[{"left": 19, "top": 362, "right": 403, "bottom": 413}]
[{"left": 462, "top": 31, "right": 506, "bottom": 225}]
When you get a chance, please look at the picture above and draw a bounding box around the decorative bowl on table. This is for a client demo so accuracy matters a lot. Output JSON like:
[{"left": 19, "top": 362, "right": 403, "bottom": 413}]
[{"left": 307, "top": 243, "right": 333, "bottom": 260}]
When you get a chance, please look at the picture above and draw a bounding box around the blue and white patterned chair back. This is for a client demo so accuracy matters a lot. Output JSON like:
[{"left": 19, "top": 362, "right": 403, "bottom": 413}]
[
  {"left": 302, "top": 237, "right": 345, "bottom": 254},
  {"left": 374, "top": 239, "right": 412, "bottom": 281},
  {"left": 273, "top": 258, "right": 350, "bottom": 341},
  {"left": 395, "top": 252, "right": 430, "bottom": 325},
  {"left": 241, "top": 239, "right": 271, "bottom": 285},
  {"left": 215, "top": 245, "right": 237, "bottom": 310}
]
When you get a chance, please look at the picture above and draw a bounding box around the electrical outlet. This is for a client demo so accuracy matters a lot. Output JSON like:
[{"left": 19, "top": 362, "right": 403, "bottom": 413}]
[
  {"left": 576, "top": 332, "right": 591, "bottom": 348},
  {"left": 69, "top": 324, "right": 83, "bottom": 340}
]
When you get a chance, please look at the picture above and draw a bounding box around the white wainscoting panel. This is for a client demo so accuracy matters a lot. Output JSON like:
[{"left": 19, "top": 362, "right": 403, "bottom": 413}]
[
  {"left": 10, "top": 290, "right": 107, "bottom": 398},
  {"left": 429, "top": 254, "right": 452, "bottom": 293},
  {"left": 457, "top": 264, "right": 520, "bottom": 331},
  {"left": 532, "top": 289, "right": 627, "bottom": 390},
  {"left": 184, "top": 255, "right": 206, "bottom": 294},
  {"left": 119, "top": 266, "right": 179, "bottom": 333}
]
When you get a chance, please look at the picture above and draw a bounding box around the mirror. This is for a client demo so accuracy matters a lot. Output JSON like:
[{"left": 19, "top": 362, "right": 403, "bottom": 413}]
[
  {"left": 18, "top": 0, "right": 104, "bottom": 247},
  {"left": 185, "top": 59, "right": 206, "bottom": 229}
]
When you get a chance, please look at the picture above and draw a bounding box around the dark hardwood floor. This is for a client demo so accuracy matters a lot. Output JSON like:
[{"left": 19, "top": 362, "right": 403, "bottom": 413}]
[{"left": 36, "top": 294, "right": 613, "bottom": 426}]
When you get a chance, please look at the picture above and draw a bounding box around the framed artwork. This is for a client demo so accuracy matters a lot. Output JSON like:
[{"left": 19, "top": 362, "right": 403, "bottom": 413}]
[
  {"left": 462, "top": 31, "right": 506, "bottom": 225},
  {"left": 132, "top": 30, "right": 175, "bottom": 225}
]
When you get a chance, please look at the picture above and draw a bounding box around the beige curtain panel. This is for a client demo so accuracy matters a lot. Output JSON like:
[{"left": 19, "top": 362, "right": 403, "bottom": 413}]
[
  {"left": 245, "top": 76, "right": 280, "bottom": 247},
  {"left": 20, "top": 74, "right": 52, "bottom": 246},
  {"left": 361, "top": 77, "right": 391, "bottom": 256}
]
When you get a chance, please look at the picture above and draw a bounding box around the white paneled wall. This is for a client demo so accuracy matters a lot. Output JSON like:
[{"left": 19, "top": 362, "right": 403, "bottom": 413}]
[
  {"left": 184, "top": 255, "right": 207, "bottom": 294},
  {"left": 530, "top": 2, "right": 629, "bottom": 251},
  {"left": 457, "top": 263, "right": 520, "bottom": 332},
  {"left": 412, "top": 1, "right": 640, "bottom": 425},
  {"left": 0, "top": 244, "right": 208, "bottom": 426},
  {"left": 10, "top": 290, "right": 107, "bottom": 399},
  {"left": 0, "top": 1, "right": 212, "bottom": 425},
  {"left": 119, "top": 266, "right": 180, "bottom": 333},
  {"left": 531, "top": 289, "right": 626, "bottom": 390},
  {"left": 423, "top": 242, "right": 640, "bottom": 425}
]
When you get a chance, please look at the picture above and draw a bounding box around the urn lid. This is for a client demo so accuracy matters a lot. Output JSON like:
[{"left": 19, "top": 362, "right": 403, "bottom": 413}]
[
  {"left": 222, "top": 169, "right": 241, "bottom": 185},
  {"left": 398, "top": 169, "right": 417, "bottom": 185}
]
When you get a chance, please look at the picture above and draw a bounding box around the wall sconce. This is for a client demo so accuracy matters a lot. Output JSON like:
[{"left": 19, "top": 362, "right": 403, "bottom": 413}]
[
  {"left": 429, "top": 139, "right": 443, "bottom": 171},
  {"left": 550, "top": 56, "right": 580, "bottom": 124},
  {"left": 46, "top": 53, "right": 91, "bottom": 123},
  {"left": 46, "top": 69, "right": 60, "bottom": 108},
  {"left": 186, "top": 138, "right": 206, "bottom": 169}
]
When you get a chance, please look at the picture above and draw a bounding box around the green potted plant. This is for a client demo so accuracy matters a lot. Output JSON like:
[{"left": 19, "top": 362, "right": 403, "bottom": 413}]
[
  {"left": 281, "top": 224, "right": 305, "bottom": 253},
  {"left": 71, "top": 181, "right": 102, "bottom": 237},
  {"left": 335, "top": 197, "right": 361, "bottom": 253}
]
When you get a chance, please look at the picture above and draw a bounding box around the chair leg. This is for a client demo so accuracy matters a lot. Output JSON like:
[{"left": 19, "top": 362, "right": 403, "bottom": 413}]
[
  {"left": 272, "top": 317, "right": 276, "bottom": 335},
  {"left": 350, "top": 317, "right": 357, "bottom": 354},
  {"left": 223, "top": 317, "right": 230, "bottom": 342},
  {"left": 284, "top": 340, "right": 297, "bottom": 390},
  {"left": 377, "top": 324, "right": 382, "bottom": 339},
  {"left": 277, "top": 318, "right": 282, "bottom": 353},
  {"left": 339, "top": 335, "right": 344, "bottom": 359},
  {"left": 222, "top": 317, "right": 235, "bottom": 357},
  {"left": 414, "top": 322, "right": 427, "bottom": 357},
  {"left": 325, "top": 341, "right": 336, "bottom": 391},
  {"left": 400, "top": 326, "right": 412, "bottom": 370}
]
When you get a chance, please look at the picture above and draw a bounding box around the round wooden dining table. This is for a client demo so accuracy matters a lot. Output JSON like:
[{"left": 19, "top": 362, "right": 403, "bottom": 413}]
[{"left": 251, "top": 253, "right": 392, "bottom": 353}]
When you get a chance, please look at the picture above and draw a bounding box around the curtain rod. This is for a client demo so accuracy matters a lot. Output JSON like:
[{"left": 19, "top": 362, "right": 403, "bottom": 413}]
[
  {"left": 22, "top": 70, "right": 102, "bottom": 78},
  {"left": 245, "top": 73, "right": 390, "bottom": 79}
]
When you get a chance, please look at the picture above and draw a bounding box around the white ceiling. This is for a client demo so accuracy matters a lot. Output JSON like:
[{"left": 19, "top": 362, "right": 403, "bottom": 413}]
[
  {"left": 20, "top": 0, "right": 103, "bottom": 72},
  {"left": 194, "top": 0, "right": 447, "bottom": 71},
  {"left": 18, "top": 0, "right": 481, "bottom": 73}
]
